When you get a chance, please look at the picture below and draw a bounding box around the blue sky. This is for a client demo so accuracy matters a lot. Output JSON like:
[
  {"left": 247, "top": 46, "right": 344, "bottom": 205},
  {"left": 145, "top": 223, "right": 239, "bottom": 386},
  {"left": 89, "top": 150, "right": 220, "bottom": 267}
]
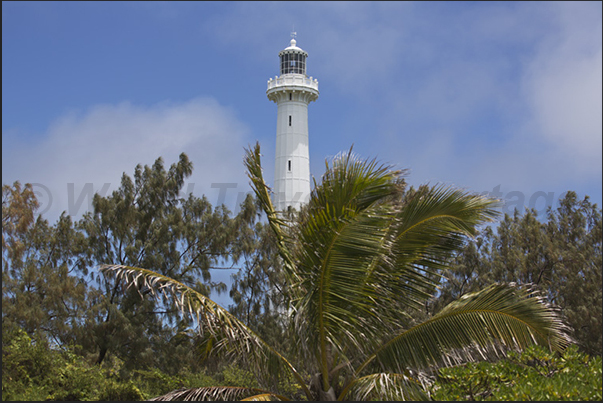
[{"left": 3, "top": 2, "right": 602, "bottom": 304}]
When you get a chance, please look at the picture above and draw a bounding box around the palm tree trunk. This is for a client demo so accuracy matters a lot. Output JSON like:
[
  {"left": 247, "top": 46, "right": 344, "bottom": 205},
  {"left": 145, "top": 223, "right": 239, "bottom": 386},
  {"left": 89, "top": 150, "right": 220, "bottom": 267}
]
[{"left": 319, "top": 387, "right": 336, "bottom": 401}]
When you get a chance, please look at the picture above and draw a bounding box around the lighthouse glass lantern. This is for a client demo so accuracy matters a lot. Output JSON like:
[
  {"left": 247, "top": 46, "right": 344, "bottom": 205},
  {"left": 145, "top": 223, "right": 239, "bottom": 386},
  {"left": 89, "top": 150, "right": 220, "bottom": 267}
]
[{"left": 280, "top": 50, "right": 306, "bottom": 75}]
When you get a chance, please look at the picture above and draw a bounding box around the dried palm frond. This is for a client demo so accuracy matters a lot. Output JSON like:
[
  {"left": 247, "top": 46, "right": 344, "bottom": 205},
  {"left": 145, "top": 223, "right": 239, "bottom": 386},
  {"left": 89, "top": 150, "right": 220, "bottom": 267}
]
[{"left": 150, "top": 386, "right": 288, "bottom": 401}]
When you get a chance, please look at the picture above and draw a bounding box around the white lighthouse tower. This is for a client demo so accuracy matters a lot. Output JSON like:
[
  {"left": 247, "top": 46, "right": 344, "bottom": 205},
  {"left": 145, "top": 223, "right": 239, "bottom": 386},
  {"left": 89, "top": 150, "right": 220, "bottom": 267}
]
[{"left": 267, "top": 35, "right": 319, "bottom": 212}]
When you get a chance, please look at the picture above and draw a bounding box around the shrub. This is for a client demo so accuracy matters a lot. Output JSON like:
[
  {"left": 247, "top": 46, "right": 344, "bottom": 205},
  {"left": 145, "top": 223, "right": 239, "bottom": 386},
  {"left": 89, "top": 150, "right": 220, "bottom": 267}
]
[{"left": 431, "top": 345, "right": 602, "bottom": 401}]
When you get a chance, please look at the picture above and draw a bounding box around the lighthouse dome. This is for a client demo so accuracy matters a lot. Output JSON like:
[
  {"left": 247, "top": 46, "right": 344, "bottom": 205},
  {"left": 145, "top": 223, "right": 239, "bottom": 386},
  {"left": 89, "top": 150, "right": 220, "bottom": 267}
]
[{"left": 284, "top": 38, "right": 303, "bottom": 52}]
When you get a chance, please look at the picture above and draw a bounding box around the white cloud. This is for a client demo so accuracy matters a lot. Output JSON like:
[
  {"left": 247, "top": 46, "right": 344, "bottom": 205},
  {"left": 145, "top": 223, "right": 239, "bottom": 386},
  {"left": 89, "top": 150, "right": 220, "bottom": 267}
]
[
  {"left": 2, "top": 98, "right": 252, "bottom": 223},
  {"left": 522, "top": 2, "right": 602, "bottom": 173}
]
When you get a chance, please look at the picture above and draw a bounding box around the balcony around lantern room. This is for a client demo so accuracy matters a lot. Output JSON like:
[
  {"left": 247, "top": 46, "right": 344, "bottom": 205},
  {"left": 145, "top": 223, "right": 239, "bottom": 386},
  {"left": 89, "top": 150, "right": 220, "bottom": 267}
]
[{"left": 267, "top": 74, "right": 319, "bottom": 92}]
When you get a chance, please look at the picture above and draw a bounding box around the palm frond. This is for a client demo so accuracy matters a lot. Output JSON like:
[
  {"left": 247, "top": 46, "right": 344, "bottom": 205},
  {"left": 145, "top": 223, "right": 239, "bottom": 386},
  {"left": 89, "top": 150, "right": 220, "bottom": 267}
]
[
  {"left": 338, "top": 372, "right": 430, "bottom": 401},
  {"left": 388, "top": 185, "right": 500, "bottom": 308},
  {"left": 285, "top": 150, "right": 405, "bottom": 383},
  {"left": 244, "top": 142, "right": 295, "bottom": 275},
  {"left": 296, "top": 203, "right": 395, "bottom": 387},
  {"left": 356, "top": 283, "right": 572, "bottom": 376},
  {"left": 99, "top": 264, "right": 312, "bottom": 400},
  {"left": 150, "top": 386, "right": 288, "bottom": 401},
  {"left": 307, "top": 146, "right": 405, "bottom": 216},
  {"left": 395, "top": 185, "right": 499, "bottom": 241}
]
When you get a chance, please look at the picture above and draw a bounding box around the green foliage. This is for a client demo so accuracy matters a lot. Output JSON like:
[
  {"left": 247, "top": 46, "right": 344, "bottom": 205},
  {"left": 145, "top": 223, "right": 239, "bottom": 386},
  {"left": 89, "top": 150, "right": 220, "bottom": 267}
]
[
  {"left": 220, "top": 364, "right": 260, "bottom": 388},
  {"left": 432, "top": 345, "right": 603, "bottom": 401},
  {"left": 2, "top": 182, "right": 91, "bottom": 349},
  {"left": 177, "top": 368, "right": 220, "bottom": 389},
  {"left": 1, "top": 326, "right": 214, "bottom": 401},
  {"left": 47, "top": 354, "right": 100, "bottom": 400},
  {"left": 2, "top": 327, "right": 56, "bottom": 401},
  {"left": 131, "top": 367, "right": 187, "bottom": 399},
  {"left": 97, "top": 380, "right": 145, "bottom": 402},
  {"left": 2, "top": 327, "right": 107, "bottom": 401}
]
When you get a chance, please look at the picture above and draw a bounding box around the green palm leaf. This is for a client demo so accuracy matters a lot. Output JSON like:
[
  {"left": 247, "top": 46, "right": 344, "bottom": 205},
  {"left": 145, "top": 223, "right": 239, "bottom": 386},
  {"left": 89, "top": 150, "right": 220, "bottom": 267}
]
[
  {"left": 356, "top": 283, "right": 572, "bottom": 376},
  {"left": 244, "top": 143, "right": 295, "bottom": 276},
  {"left": 292, "top": 202, "right": 395, "bottom": 385},
  {"left": 372, "top": 185, "right": 500, "bottom": 319}
]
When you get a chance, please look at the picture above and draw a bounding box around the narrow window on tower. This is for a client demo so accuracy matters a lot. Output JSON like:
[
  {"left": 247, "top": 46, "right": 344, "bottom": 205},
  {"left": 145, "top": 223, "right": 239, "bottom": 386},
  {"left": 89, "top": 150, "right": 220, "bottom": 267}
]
[
  {"left": 289, "top": 93, "right": 292, "bottom": 100},
  {"left": 288, "top": 160, "right": 292, "bottom": 172},
  {"left": 289, "top": 115, "right": 292, "bottom": 126}
]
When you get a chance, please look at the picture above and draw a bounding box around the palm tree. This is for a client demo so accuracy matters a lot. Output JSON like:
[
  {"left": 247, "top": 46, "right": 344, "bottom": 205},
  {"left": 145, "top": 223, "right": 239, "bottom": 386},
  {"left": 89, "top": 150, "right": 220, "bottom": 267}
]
[{"left": 101, "top": 143, "right": 571, "bottom": 401}]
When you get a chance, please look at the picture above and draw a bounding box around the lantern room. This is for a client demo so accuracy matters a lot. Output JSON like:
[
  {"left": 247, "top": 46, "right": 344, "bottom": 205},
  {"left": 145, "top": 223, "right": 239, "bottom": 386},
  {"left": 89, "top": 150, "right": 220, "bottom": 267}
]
[{"left": 279, "top": 39, "right": 308, "bottom": 76}]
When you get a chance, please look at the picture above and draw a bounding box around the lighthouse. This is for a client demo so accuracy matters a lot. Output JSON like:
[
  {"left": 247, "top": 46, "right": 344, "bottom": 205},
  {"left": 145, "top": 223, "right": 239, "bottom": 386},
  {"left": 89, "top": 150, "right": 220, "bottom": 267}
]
[{"left": 267, "top": 35, "right": 319, "bottom": 212}]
